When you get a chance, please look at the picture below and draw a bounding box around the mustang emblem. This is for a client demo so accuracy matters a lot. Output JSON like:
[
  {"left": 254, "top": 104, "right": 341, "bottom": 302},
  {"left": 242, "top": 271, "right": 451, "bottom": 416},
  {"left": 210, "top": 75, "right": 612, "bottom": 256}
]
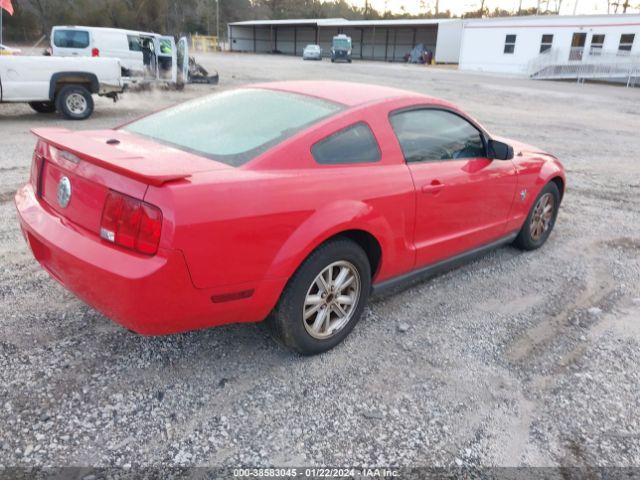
[{"left": 57, "top": 176, "right": 72, "bottom": 209}]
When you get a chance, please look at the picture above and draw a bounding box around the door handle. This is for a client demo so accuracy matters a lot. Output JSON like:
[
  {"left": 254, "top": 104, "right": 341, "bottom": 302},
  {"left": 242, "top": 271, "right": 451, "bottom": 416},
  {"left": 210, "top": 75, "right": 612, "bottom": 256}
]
[{"left": 421, "top": 180, "right": 445, "bottom": 193}]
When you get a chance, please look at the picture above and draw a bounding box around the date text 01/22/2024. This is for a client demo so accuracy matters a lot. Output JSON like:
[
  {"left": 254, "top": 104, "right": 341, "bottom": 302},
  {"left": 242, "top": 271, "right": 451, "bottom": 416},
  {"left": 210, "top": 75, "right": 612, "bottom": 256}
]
[{"left": 232, "top": 467, "right": 399, "bottom": 477}]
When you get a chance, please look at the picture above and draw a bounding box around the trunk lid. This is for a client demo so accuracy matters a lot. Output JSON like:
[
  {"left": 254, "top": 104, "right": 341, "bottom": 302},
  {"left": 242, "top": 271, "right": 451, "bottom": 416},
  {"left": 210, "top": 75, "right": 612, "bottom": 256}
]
[{"left": 33, "top": 128, "right": 230, "bottom": 236}]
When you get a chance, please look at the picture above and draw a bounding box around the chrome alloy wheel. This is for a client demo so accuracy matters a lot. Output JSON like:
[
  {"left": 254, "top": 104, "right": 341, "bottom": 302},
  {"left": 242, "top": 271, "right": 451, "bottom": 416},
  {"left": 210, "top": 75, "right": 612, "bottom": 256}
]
[
  {"left": 65, "top": 93, "right": 88, "bottom": 115},
  {"left": 303, "top": 260, "right": 361, "bottom": 339},
  {"left": 530, "top": 192, "right": 555, "bottom": 241}
]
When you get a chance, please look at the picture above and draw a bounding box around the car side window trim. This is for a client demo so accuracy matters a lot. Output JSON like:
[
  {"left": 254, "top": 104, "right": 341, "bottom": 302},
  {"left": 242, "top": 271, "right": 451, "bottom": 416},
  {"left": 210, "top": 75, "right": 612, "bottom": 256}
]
[
  {"left": 311, "top": 121, "right": 382, "bottom": 165},
  {"left": 388, "top": 106, "right": 489, "bottom": 164}
]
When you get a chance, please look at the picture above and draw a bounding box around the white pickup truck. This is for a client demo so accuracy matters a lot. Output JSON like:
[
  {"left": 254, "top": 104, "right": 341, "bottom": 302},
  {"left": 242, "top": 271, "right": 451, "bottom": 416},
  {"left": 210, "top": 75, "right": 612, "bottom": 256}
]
[{"left": 0, "top": 56, "right": 124, "bottom": 120}]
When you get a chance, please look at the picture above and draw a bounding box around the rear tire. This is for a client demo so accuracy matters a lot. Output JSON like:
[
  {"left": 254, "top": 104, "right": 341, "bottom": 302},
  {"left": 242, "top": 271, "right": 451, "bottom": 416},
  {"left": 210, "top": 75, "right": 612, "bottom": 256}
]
[
  {"left": 55, "top": 85, "right": 94, "bottom": 120},
  {"left": 267, "top": 238, "right": 371, "bottom": 355},
  {"left": 513, "top": 182, "right": 560, "bottom": 251},
  {"left": 29, "top": 101, "right": 56, "bottom": 114}
]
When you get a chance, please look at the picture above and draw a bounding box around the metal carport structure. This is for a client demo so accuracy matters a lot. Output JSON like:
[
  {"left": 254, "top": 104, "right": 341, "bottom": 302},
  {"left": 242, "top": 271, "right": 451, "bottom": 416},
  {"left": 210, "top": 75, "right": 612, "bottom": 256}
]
[{"left": 228, "top": 18, "right": 462, "bottom": 63}]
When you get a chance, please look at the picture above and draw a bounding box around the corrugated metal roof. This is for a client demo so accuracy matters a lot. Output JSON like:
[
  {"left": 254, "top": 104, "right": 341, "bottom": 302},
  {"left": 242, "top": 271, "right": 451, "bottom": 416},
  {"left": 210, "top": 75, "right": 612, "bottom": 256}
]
[
  {"left": 326, "top": 18, "right": 458, "bottom": 27},
  {"left": 229, "top": 14, "right": 639, "bottom": 29},
  {"left": 228, "top": 18, "right": 459, "bottom": 27},
  {"left": 228, "top": 18, "right": 345, "bottom": 26}
]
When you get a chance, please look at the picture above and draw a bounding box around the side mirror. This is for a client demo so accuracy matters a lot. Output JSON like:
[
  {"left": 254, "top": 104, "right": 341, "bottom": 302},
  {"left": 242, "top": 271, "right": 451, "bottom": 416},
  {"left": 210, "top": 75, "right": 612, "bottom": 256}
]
[{"left": 488, "top": 139, "right": 514, "bottom": 160}]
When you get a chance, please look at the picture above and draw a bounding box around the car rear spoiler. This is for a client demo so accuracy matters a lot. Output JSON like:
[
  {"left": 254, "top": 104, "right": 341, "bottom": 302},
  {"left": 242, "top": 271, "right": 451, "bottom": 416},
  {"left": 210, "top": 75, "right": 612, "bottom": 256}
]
[{"left": 32, "top": 128, "right": 192, "bottom": 186}]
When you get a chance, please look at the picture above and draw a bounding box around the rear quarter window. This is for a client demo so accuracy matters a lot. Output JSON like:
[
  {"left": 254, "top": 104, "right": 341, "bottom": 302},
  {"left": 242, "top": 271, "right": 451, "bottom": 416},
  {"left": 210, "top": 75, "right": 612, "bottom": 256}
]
[
  {"left": 312, "top": 123, "right": 381, "bottom": 165},
  {"left": 53, "top": 30, "right": 90, "bottom": 49}
]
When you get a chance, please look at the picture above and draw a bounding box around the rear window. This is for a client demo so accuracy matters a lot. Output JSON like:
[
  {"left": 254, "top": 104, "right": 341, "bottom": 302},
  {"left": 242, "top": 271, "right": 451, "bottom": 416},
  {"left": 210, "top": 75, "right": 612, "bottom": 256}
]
[
  {"left": 122, "top": 89, "right": 344, "bottom": 167},
  {"left": 53, "top": 29, "right": 90, "bottom": 49}
]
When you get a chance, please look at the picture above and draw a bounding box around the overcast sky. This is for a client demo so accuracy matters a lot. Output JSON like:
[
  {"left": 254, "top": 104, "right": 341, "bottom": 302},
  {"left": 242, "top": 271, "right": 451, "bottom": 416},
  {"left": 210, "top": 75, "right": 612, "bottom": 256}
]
[{"left": 353, "top": 0, "right": 640, "bottom": 16}]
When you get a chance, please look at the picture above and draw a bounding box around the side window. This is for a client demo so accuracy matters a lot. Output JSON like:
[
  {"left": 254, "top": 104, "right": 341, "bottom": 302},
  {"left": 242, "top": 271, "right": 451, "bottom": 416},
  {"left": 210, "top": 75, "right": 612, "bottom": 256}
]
[
  {"left": 390, "top": 109, "right": 485, "bottom": 163},
  {"left": 53, "top": 30, "right": 90, "bottom": 49},
  {"left": 540, "top": 34, "right": 553, "bottom": 53},
  {"left": 504, "top": 34, "right": 517, "bottom": 54},
  {"left": 128, "top": 35, "right": 142, "bottom": 52},
  {"left": 590, "top": 34, "right": 605, "bottom": 55},
  {"left": 619, "top": 34, "right": 635, "bottom": 54},
  {"left": 312, "top": 123, "right": 381, "bottom": 165}
]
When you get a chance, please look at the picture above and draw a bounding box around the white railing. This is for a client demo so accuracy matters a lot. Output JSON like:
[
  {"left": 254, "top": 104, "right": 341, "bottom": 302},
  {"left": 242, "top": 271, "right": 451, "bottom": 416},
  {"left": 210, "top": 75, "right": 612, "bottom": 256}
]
[{"left": 528, "top": 47, "right": 640, "bottom": 86}]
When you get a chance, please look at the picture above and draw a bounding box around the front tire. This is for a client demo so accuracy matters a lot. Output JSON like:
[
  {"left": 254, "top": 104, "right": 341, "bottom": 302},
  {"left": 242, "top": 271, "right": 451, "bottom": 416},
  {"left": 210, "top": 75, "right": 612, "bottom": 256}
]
[
  {"left": 55, "top": 85, "right": 94, "bottom": 120},
  {"left": 513, "top": 182, "right": 560, "bottom": 250},
  {"left": 267, "top": 238, "right": 371, "bottom": 355},
  {"left": 29, "top": 101, "right": 56, "bottom": 114}
]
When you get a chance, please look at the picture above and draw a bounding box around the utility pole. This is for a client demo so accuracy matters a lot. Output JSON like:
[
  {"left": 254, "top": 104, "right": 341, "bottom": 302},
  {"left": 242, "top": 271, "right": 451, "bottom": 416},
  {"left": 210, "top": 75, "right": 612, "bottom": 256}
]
[
  {"left": 536, "top": 0, "right": 541, "bottom": 14},
  {"left": 518, "top": 0, "right": 523, "bottom": 14},
  {"left": 1, "top": 8, "right": 3, "bottom": 46},
  {"left": 216, "top": 0, "right": 220, "bottom": 49},
  {"left": 573, "top": 0, "right": 578, "bottom": 14}
]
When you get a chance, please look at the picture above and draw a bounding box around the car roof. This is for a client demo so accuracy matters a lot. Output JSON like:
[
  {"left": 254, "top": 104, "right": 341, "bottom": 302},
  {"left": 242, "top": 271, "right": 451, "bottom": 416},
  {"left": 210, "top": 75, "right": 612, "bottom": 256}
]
[{"left": 250, "top": 81, "right": 438, "bottom": 108}]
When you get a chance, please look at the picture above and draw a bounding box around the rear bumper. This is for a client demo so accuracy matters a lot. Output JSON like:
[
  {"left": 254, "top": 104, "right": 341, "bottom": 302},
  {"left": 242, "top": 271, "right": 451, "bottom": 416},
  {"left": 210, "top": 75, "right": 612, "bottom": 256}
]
[{"left": 15, "top": 184, "right": 284, "bottom": 335}]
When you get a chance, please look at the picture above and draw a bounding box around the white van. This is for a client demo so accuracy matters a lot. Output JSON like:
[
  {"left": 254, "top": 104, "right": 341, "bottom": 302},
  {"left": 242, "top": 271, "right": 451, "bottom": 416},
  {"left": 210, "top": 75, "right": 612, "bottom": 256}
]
[{"left": 50, "top": 26, "right": 189, "bottom": 85}]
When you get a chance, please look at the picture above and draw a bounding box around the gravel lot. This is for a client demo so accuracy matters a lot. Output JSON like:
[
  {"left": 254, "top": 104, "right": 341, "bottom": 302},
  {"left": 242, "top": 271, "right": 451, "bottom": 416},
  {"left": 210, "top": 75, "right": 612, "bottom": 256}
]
[{"left": 1, "top": 53, "right": 640, "bottom": 471}]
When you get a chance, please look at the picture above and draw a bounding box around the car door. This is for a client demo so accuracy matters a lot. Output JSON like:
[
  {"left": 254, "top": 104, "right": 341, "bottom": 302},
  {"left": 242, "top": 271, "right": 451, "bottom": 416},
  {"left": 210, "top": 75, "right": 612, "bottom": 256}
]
[
  {"left": 158, "top": 36, "right": 177, "bottom": 82},
  {"left": 176, "top": 37, "right": 189, "bottom": 85},
  {"left": 389, "top": 107, "right": 518, "bottom": 268}
]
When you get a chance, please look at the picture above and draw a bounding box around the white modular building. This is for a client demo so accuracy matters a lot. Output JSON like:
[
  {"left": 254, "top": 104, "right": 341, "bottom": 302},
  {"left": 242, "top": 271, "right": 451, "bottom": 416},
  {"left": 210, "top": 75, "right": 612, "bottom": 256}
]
[
  {"left": 228, "top": 18, "right": 463, "bottom": 63},
  {"left": 459, "top": 14, "right": 640, "bottom": 76}
]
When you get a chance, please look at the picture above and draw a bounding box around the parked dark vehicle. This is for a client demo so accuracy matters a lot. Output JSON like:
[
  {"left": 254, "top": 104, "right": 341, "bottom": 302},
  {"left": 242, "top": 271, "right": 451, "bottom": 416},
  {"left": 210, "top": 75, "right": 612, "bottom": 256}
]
[{"left": 331, "top": 34, "right": 352, "bottom": 63}]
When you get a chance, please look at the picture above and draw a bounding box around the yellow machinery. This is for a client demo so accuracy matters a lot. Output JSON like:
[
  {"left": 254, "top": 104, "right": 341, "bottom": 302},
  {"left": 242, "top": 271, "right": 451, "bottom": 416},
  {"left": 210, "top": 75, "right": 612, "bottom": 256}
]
[{"left": 191, "top": 35, "right": 218, "bottom": 52}]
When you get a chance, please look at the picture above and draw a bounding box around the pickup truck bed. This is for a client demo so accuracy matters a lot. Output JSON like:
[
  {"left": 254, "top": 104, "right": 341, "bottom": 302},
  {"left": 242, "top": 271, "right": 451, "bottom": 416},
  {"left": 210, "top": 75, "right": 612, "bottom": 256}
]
[{"left": 0, "top": 56, "right": 124, "bottom": 119}]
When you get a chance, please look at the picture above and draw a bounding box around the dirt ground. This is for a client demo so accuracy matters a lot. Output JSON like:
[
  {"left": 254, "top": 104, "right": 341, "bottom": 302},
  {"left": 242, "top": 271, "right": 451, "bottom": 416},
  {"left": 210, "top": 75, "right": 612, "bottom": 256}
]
[{"left": 1, "top": 52, "right": 639, "bottom": 471}]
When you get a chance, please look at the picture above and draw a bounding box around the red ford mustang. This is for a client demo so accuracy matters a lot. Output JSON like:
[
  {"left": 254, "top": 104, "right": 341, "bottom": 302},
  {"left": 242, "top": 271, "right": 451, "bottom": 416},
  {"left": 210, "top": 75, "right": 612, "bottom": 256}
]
[{"left": 15, "top": 81, "right": 565, "bottom": 355}]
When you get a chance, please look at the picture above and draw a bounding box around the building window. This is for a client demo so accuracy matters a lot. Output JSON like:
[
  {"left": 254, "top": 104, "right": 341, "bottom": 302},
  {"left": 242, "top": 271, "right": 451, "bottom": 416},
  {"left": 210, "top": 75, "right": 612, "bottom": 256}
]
[
  {"left": 619, "top": 34, "right": 635, "bottom": 54},
  {"left": 504, "top": 34, "right": 517, "bottom": 54},
  {"left": 540, "top": 34, "right": 553, "bottom": 53},
  {"left": 589, "top": 34, "right": 605, "bottom": 55}
]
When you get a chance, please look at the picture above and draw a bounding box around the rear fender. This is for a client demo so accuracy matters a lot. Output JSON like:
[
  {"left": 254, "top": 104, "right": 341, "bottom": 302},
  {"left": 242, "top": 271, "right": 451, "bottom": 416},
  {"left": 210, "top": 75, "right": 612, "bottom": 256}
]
[{"left": 264, "top": 199, "right": 393, "bottom": 282}]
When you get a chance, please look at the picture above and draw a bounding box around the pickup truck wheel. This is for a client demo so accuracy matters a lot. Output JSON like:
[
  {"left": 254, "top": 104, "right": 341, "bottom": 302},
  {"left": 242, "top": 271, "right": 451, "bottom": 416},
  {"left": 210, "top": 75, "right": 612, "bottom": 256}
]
[
  {"left": 28, "top": 101, "right": 56, "bottom": 114},
  {"left": 267, "top": 238, "right": 371, "bottom": 355},
  {"left": 55, "top": 85, "right": 94, "bottom": 120}
]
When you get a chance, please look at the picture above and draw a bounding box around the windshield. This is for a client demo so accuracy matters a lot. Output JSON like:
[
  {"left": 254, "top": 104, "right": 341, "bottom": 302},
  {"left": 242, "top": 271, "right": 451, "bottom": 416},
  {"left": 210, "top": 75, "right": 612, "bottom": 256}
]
[
  {"left": 333, "top": 38, "right": 351, "bottom": 49},
  {"left": 122, "top": 89, "right": 343, "bottom": 167},
  {"left": 306, "top": 45, "right": 319, "bottom": 50}
]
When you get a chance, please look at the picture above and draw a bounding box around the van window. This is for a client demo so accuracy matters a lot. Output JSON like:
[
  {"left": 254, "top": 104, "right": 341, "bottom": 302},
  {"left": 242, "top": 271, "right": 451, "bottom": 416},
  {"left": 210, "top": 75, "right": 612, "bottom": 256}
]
[
  {"left": 127, "top": 35, "right": 142, "bottom": 52},
  {"left": 53, "top": 29, "right": 90, "bottom": 49}
]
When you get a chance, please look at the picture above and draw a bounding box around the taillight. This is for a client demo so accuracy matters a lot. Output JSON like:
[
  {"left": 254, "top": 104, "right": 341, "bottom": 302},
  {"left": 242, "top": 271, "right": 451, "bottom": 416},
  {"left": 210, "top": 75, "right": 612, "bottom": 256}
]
[
  {"left": 100, "top": 190, "right": 162, "bottom": 255},
  {"left": 30, "top": 141, "right": 45, "bottom": 194},
  {"left": 30, "top": 151, "right": 39, "bottom": 188},
  {"left": 91, "top": 48, "right": 100, "bottom": 57}
]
